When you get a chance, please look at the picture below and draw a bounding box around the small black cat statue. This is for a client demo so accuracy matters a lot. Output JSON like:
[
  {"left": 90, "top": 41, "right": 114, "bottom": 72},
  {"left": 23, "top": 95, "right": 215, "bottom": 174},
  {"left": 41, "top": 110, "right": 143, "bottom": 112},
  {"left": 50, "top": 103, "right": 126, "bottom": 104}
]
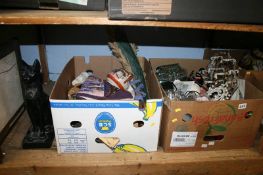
[{"left": 20, "top": 59, "right": 54, "bottom": 149}]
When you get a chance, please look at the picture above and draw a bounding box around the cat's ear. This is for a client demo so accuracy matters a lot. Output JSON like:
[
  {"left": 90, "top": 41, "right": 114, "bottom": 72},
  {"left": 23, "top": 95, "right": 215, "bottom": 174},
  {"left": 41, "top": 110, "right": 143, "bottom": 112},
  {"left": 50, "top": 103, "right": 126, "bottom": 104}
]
[{"left": 32, "top": 59, "right": 41, "bottom": 72}]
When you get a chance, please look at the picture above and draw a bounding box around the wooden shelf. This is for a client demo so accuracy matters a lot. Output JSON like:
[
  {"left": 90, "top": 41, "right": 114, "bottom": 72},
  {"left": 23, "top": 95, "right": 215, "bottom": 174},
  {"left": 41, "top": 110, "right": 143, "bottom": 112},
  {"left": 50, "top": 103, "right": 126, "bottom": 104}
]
[
  {"left": 1, "top": 111, "right": 263, "bottom": 175},
  {"left": 0, "top": 10, "right": 263, "bottom": 32},
  {"left": 1, "top": 9, "right": 263, "bottom": 175}
]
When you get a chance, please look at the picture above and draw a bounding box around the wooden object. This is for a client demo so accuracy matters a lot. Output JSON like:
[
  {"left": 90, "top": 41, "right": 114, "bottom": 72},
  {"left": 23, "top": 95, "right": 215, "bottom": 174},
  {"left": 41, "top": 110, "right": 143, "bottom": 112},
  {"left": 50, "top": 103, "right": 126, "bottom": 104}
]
[
  {"left": 0, "top": 111, "right": 263, "bottom": 175},
  {"left": 38, "top": 45, "right": 49, "bottom": 83},
  {"left": 0, "top": 10, "right": 263, "bottom": 32}
]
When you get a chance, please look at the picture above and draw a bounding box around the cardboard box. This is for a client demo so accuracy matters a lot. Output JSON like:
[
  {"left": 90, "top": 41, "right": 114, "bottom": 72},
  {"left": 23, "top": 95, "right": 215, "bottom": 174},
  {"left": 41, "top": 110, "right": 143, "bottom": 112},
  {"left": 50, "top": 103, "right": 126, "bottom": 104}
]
[
  {"left": 244, "top": 71, "right": 263, "bottom": 92},
  {"left": 150, "top": 58, "right": 263, "bottom": 152},
  {"left": 244, "top": 71, "right": 263, "bottom": 152},
  {"left": 50, "top": 56, "right": 163, "bottom": 153},
  {"left": 108, "top": 0, "right": 263, "bottom": 24}
]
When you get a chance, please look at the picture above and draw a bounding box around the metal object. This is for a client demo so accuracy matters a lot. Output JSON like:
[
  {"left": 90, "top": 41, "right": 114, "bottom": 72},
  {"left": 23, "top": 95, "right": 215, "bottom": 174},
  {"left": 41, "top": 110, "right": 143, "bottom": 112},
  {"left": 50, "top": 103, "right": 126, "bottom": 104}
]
[
  {"left": 206, "top": 55, "right": 239, "bottom": 101},
  {"left": 155, "top": 53, "right": 240, "bottom": 101},
  {"left": 207, "top": 84, "right": 231, "bottom": 101},
  {"left": 156, "top": 64, "right": 188, "bottom": 82}
]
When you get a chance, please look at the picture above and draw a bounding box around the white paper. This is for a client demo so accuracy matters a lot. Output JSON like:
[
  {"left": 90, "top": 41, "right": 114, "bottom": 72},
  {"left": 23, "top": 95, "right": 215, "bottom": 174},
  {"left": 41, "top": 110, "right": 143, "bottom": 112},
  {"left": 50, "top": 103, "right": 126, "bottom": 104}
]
[
  {"left": 208, "top": 141, "right": 215, "bottom": 146},
  {"left": 201, "top": 144, "right": 208, "bottom": 148},
  {"left": 57, "top": 128, "right": 88, "bottom": 153},
  {"left": 122, "top": 0, "right": 172, "bottom": 15},
  {"left": 170, "top": 132, "right": 198, "bottom": 147},
  {"left": 238, "top": 103, "right": 247, "bottom": 110},
  {"left": 59, "top": 0, "right": 88, "bottom": 6}
]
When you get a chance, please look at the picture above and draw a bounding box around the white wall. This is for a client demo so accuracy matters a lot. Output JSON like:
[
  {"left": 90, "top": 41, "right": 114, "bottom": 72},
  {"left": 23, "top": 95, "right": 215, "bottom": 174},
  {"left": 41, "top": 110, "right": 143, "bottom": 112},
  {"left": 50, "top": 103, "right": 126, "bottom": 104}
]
[{"left": 20, "top": 45, "right": 204, "bottom": 81}]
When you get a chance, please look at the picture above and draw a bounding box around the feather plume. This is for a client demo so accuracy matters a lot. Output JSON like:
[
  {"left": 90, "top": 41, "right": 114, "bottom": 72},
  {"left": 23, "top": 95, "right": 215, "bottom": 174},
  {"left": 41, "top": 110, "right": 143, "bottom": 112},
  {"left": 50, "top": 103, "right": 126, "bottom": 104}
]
[
  {"left": 130, "top": 43, "right": 138, "bottom": 54},
  {"left": 107, "top": 27, "right": 149, "bottom": 102},
  {"left": 108, "top": 42, "right": 132, "bottom": 72}
]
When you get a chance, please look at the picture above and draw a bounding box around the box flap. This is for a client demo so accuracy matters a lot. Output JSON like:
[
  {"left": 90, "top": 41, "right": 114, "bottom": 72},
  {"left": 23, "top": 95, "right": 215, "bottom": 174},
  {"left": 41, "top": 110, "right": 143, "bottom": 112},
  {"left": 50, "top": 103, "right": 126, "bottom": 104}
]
[
  {"left": 244, "top": 71, "right": 263, "bottom": 92},
  {"left": 50, "top": 56, "right": 80, "bottom": 99}
]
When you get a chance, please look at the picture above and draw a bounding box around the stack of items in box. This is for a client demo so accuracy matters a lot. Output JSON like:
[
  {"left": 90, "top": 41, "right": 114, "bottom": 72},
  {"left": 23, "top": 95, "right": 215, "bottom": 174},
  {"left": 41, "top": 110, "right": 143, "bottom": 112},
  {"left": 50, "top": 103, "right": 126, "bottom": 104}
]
[
  {"left": 156, "top": 55, "right": 243, "bottom": 102},
  {"left": 67, "top": 41, "right": 149, "bottom": 110},
  {"left": 68, "top": 69, "right": 145, "bottom": 101}
]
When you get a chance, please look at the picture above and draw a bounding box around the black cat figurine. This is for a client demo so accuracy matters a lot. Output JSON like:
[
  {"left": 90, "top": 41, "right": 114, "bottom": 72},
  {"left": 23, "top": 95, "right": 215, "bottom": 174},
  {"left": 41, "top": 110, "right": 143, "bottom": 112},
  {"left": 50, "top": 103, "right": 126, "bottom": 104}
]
[{"left": 20, "top": 59, "right": 54, "bottom": 149}]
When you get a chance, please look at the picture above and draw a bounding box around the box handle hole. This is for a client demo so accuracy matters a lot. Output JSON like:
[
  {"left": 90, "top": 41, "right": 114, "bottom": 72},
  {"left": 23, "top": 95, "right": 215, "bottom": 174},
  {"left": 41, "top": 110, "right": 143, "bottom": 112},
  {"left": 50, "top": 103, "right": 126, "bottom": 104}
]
[
  {"left": 245, "top": 111, "right": 253, "bottom": 119},
  {"left": 95, "top": 138, "right": 103, "bottom": 143},
  {"left": 70, "top": 121, "right": 82, "bottom": 128},
  {"left": 203, "top": 135, "right": 224, "bottom": 141},
  {"left": 182, "top": 113, "right": 192, "bottom": 122},
  {"left": 133, "top": 121, "right": 144, "bottom": 128}
]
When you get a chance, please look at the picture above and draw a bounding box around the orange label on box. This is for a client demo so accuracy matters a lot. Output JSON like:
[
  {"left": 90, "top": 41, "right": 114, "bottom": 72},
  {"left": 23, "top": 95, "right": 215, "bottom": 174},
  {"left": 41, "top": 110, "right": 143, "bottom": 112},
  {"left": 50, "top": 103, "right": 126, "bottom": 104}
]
[{"left": 122, "top": 0, "right": 172, "bottom": 15}]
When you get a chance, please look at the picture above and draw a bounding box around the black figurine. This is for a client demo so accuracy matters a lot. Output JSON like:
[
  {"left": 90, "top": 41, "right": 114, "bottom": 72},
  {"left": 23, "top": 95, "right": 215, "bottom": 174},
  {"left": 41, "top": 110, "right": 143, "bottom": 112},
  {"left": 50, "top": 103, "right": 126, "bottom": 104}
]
[
  {"left": 20, "top": 59, "right": 54, "bottom": 149},
  {"left": 0, "top": 148, "right": 3, "bottom": 163}
]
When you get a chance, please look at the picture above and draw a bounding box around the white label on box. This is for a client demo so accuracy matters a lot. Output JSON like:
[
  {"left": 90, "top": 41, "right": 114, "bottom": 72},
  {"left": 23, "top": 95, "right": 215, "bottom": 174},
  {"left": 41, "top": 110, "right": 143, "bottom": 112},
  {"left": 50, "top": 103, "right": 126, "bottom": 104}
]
[
  {"left": 201, "top": 144, "right": 208, "bottom": 148},
  {"left": 57, "top": 128, "right": 88, "bottom": 153},
  {"left": 238, "top": 103, "right": 247, "bottom": 109},
  {"left": 208, "top": 141, "right": 215, "bottom": 146},
  {"left": 59, "top": 0, "right": 88, "bottom": 6},
  {"left": 122, "top": 0, "right": 172, "bottom": 15},
  {"left": 170, "top": 132, "right": 198, "bottom": 147}
]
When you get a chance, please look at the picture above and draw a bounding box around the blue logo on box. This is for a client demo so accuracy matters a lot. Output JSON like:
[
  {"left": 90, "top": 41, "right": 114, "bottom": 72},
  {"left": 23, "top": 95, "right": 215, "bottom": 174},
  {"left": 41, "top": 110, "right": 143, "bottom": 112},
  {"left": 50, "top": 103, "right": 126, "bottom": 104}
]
[{"left": 95, "top": 112, "right": 116, "bottom": 134}]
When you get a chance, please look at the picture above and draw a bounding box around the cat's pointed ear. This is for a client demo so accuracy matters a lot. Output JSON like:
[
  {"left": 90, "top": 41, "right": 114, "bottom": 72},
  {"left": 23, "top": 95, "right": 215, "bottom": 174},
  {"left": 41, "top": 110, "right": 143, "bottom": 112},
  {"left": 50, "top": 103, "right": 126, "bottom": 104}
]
[{"left": 32, "top": 59, "right": 41, "bottom": 72}]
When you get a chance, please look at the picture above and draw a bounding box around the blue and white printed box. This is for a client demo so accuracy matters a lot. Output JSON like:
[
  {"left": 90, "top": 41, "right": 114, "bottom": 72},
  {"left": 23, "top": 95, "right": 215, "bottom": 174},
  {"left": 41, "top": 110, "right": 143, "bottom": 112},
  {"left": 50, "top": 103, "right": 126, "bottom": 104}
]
[{"left": 50, "top": 56, "right": 163, "bottom": 153}]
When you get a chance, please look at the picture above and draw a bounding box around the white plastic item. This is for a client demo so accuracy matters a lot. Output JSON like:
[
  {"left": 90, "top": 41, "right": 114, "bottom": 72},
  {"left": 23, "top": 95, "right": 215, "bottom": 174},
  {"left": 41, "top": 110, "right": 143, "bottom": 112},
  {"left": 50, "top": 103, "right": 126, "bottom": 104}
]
[{"left": 72, "top": 71, "right": 93, "bottom": 86}]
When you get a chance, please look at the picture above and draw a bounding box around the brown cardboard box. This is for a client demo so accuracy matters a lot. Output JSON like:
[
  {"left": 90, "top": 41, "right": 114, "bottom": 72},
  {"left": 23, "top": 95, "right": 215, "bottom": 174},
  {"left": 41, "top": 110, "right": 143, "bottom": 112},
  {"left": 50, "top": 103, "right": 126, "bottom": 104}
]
[
  {"left": 244, "top": 71, "right": 263, "bottom": 92},
  {"left": 243, "top": 71, "right": 263, "bottom": 154},
  {"left": 50, "top": 56, "right": 163, "bottom": 153},
  {"left": 150, "top": 58, "right": 263, "bottom": 152}
]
